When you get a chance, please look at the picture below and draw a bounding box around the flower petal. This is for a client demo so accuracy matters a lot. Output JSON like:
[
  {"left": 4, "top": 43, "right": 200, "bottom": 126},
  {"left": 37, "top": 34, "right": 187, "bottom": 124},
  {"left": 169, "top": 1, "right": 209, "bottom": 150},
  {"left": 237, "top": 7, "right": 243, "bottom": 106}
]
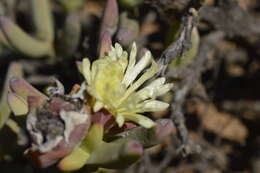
[
  {"left": 117, "top": 51, "right": 128, "bottom": 74},
  {"left": 122, "top": 50, "right": 152, "bottom": 88},
  {"left": 125, "top": 114, "right": 155, "bottom": 128},
  {"left": 136, "top": 77, "right": 166, "bottom": 100},
  {"left": 93, "top": 101, "right": 104, "bottom": 112},
  {"left": 141, "top": 100, "right": 169, "bottom": 112},
  {"left": 116, "top": 114, "right": 125, "bottom": 127},
  {"left": 119, "top": 60, "right": 158, "bottom": 105},
  {"left": 122, "top": 43, "right": 137, "bottom": 86},
  {"left": 115, "top": 43, "right": 123, "bottom": 58},
  {"left": 82, "top": 58, "right": 91, "bottom": 85},
  {"left": 108, "top": 46, "right": 117, "bottom": 60},
  {"left": 155, "top": 83, "right": 173, "bottom": 97}
]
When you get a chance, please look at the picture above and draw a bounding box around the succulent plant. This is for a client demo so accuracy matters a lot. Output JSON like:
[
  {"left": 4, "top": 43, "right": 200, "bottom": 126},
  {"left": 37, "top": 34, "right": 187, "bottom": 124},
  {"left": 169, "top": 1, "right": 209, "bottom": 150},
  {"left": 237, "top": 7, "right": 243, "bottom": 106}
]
[
  {"left": 58, "top": 0, "right": 86, "bottom": 12},
  {"left": 0, "top": 0, "right": 200, "bottom": 172},
  {"left": 0, "top": 62, "right": 23, "bottom": 129},
  {"left": 7, "top": 78, "right": 174, "bottom": 171},
  {"left": 119, "top": 0, "right": 144, "bottom": 8},
  {"left": 0, "top": 0, "right": 142, "bottom": 60},
  {"left": 0, "top": 0, "right": 81, "bottom": 59},
  {"left": 5, "top": 41, "right": 175, "bottom": 171}
]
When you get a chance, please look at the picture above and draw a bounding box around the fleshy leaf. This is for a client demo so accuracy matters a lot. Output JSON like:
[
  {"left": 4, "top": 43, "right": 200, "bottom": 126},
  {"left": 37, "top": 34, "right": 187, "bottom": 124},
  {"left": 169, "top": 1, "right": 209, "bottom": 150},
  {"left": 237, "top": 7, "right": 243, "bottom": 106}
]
[
  {"left": 7, "top": 92, "right": 28, "bottom": 116},
  {"left": 9, "top": 77, "right": 48, "bottom": 104},
  {"left": 86, "top": 139, "right": 143, "bottom": 169},
  {"left": 58, "top": 147, "right": 90, "bottom": 171},
  {"left": 59, "top": 123, "right": 104, "bottom": 171},
  {"left": 114, "top": 119, "right": 175, "bottom": 147},
  {"left": 0, "top": 17, "right": 52, "bottom": 57},
  {"left": 100, "top": 0, "right": 119, "bottom": 39},
  {"left": 0, "top": 63, "right": 23, "bottom": 129},
  {"left": 99, "top": 31, "right": 112, "bottom": 58}
]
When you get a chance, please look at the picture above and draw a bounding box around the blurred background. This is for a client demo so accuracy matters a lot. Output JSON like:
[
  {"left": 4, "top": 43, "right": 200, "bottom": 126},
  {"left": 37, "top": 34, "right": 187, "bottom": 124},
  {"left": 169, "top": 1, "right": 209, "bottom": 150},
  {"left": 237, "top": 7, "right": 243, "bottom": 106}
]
[{"left": 0, "top": 0, "right": 260, "bottom": 172}]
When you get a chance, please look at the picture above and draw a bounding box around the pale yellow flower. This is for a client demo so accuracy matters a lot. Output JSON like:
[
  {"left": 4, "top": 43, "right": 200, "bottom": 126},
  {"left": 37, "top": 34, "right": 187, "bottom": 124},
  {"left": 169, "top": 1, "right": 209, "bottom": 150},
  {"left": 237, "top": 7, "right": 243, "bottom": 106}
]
[{"left": 81, "top": 43, "right": 173, "bottom": 128}]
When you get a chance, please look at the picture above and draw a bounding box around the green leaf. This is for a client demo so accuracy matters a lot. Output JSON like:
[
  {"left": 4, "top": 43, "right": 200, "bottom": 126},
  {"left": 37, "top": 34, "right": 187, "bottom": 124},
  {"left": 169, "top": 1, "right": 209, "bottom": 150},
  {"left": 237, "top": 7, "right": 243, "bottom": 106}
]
[
  {"left": 0, "top": 17, "right": 52, "bottom": 57},
  {"left": 86, "top": 139, "right": 143, "bottom": 169},
  {"left": 58, "top": 123, "right": 104, "bottom": 171},
  {"left": 58, "top": 147, "right": 90, "bottom": 171},
  {"left": 31, "top": 0, "right": 54, "bottom": 42},
  {"left": 0, "top": 62, "right": 23, "bottom": 129},
  {"left": 9, "top": 77, "right": 48, "bottom": 105},
  {"left": 56, "top": 13, "right": 81, "bottom": 57},
  {"left": 7, "top": 92, "right": 28, "bottom": 116}
]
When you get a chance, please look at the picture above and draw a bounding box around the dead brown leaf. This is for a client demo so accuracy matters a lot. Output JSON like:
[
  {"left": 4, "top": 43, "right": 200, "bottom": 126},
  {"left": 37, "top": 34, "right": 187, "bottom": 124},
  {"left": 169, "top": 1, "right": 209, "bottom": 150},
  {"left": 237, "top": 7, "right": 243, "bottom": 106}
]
[{"left": 194, "top": 103, "right": 248, "bottom": 143}]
